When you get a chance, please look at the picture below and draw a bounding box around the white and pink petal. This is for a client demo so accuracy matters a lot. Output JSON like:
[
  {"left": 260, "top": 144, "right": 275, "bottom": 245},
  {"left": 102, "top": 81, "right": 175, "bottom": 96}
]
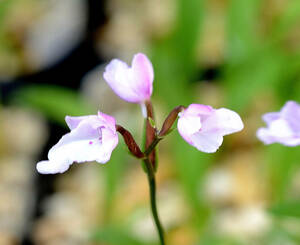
[
  {"left": 177, "top": 104, "right": 243, "bottom": 153},
  {"left": 190, "top": 131, "right": 224, "bottom": 153},
  {"left": 202, "top": 108, "right": 244, "bottom": 135},
  {"left": 103, "top": 53, "right": 154, "bottom": 103},
  {"left": 37, "top": 112, "right": 118, "bottom": 174}
]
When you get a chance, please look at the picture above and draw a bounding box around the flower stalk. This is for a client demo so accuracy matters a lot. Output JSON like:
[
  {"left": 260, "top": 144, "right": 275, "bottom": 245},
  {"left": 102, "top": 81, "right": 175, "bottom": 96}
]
[
  {"left": 143, "top": 99, "right": 166, "bottom": 244},
  {"left": 143, "top": 158, "right": 165, "bottom": 245}
]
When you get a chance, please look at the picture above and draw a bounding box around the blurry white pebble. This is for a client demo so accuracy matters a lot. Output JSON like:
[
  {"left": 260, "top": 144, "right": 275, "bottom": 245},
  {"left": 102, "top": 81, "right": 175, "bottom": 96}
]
[{"left": 25, "top": 0, "right": 87, "bottom": 69}]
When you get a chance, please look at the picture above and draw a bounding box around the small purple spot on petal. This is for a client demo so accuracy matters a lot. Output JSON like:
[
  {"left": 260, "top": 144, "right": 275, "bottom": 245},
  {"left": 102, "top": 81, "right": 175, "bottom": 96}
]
[
  {"left": 98, "top": 126, "right": 105, "bottom": 144},
  {"left": 89, "top": 141, "right": 93, "bottom": 145}
]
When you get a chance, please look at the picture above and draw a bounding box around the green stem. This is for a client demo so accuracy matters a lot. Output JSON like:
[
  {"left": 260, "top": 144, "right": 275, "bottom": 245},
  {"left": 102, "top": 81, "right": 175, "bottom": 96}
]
[
  {"left": 144, "top": 159, "right": 166, "bottom": 245},
  {"left": 144, "top": 136, "right": 162, "bottom": 156}
]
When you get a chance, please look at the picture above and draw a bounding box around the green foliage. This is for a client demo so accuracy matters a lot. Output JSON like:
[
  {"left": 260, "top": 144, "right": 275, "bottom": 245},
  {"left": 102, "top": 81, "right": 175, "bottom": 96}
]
[
  {"left": 223, "top": 0, "right": 300, "bottom": 110},
  {"left": 264, "top": 144, "right": 300, "bottom": 202},
  {"left": 11, "top": 85, "right": 94, "bottom": 125},
  {"left": 151, "top": 0, "right": 204, "bottom": 108},
  {"left": 90, "top": 226, "right": 155, "bottom": 245},
  {"left": 199, "top": 235, "right": 243, "bottom": 245},
  {"left": 269, "top": 201, "right": 300, "bottom": 218}
]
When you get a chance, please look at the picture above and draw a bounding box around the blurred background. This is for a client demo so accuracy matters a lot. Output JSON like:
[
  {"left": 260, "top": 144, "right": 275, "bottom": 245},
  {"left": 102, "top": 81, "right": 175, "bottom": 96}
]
[{"left": 1, "top": 0, "right": 300, "bottom": 244}]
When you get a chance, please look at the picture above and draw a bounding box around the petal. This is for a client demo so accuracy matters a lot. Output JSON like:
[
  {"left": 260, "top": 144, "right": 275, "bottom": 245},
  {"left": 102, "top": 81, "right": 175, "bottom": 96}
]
[
  {"left": 190, "top": 131, "right": 223, "bottom": 153},
  {"left": 268, "top": 119, "right": 294, "bottom": 138},
  {"left": 202, "top": 108, "right": 244, "bottom": 135},
  {"left": 256, "top": 128, "right": 277, "bottom": 145},
  {"left": 36, "top": 160, "right": 71, "bottom": 174},
  {"left": 177, "top": 104, "right": 243, "bottom": 152},
  {"left": 65, "top": 115, "right": 98, "bottom": 130},
  {"left": 103, "top": 59, "right": 141, "bottom": 103},
  {"left": 280, "top": 137, "right": 300, "bottom": 146},
  {"left": 262, "top": 112, "right": 280, "bottom": 126},
  {"left": 48, "top": 119, "right": 118, "bottom": 163},
  {"left": 131, "top": 53, "right": 154, "bottom": 99},
  {"left": 177, "top": 114, "right": 202, "bottom": 144},
  {"left": 257, "top": 127, "right": 300, "bottom": 146},
  {"left": 281, "top": 101, "right": 300, "bottom": 132},
  {"left": 103, "top": 53, "right": 154, "bottom": 103},
  {"left": 182, "top": 104, "right": 213, "bottom": 117},
  {"left": 37, "top": 115, "right": 118, "bottom": 174},
  {"left": 98, "top": 111, "right": 116, "bottom": 132}
]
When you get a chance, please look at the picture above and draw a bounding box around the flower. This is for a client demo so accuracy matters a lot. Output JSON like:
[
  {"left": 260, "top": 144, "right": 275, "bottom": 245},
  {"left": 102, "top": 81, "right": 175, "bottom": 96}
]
[
  {"left": 36, "top": 112, "right": 119, "bottom": 174},
  {"left": 103, "top": 53, "right": 154, "bottom": 103},
  {"left": 177, "top": 104, "right": 244, "bottom": 153},
  {"left": 257, "top": 101, "right": 300, "bottom": 146}
]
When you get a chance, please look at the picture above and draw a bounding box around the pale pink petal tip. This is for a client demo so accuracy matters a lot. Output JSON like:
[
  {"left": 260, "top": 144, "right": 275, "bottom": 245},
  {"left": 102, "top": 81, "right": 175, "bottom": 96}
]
[
  {"left": 37, "top": 112, "right": 119, "bottom": 174},
  {"left": 177, "top": 104, "right": 243, "bottom": 153},
  {"left": 103, "top": 53, "right": 154, "bottom": 103},
  {"left": 257, "top": 100, "right": 300, "bottom": 146}
]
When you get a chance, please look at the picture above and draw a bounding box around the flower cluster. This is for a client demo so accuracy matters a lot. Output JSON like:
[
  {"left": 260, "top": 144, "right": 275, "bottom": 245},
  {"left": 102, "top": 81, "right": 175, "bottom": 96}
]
[
  {"left": 35, "top": 52, "right": 300, "bottom": 245},
  {"left": 37, "top": 53, "right": 300, "bottom": 174}
]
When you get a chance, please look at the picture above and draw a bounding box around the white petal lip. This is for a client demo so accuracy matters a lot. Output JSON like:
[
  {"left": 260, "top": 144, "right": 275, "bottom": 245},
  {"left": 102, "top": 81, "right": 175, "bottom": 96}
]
[
  {"left": 191, "top": 131, "right": 223, "bottom": 153},
  {"left": 257, "top": 100, "right": 300, "bottom": 146},
  {"left": 36, "top": 160, "right": 71, "bottom": 174},
  {"left": 103, "top": 53, "right": 154, "bottom": 103},
  {"left": 178, "top": 104, "right": 244, "bottom": 153},
  {"left": 37, "top": 112, "right": 118, "bottom": 174}
]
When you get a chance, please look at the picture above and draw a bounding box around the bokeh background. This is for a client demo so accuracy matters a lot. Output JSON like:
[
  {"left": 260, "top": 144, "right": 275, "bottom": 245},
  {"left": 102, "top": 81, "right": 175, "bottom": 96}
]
[{"left": 1, "top": 0, "right": 300, "bottom": 244}]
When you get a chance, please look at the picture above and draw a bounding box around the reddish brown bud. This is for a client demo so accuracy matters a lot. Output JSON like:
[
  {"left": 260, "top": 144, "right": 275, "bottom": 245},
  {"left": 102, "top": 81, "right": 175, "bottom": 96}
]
[
  {"left": 159, "top": 105, "right": 185, "bottom": 137},
  {"left": 145, "top": 100, "right": 156, "bottom": 168},
  {"left": 116, "top": 125, "right": 144, "bottom": 159}
]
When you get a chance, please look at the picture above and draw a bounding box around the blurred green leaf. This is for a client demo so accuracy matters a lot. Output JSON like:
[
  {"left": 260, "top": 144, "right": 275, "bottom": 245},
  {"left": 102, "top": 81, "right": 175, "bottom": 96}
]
[
  {"left": 0, "top": 0, "right": 14, "bottom": 25},
  {"left": 273, "top": 0, "right": 300, "bottom": 39},
  {"left": 264, "top": 144, "right": 300, "bottom": 202},
  {"left": 91, "top": 226, "right": 154, "bottom": 245},
  {"left": 223, "top": 47, "right": 286, "bottom": 110},
  {"left": 12, "top": 85, "right": 93, "bottom": 125},
  {"left": 151, "top": 0, "right": 204, "bottom": 108},
  {"left": 269, "top": 201, "right": 300, "bottom": 218},
  {"left": 199, "top": 233, "right": 243, "bottom": 245},
  {"left": 226, "top": 0, "right": 261, "bottom": 63}
]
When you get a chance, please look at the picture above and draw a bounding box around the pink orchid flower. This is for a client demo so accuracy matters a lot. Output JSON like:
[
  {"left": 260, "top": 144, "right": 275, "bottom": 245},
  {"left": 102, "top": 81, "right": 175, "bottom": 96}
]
[
  {"left": 177, "top": 104, "right": 244, "bottom": 153},
  {"left": 257, "top": 101, "right": 300, "bottom": 146},
  {"left": 36, "top": 112, "right": 118, "bottom": 174},
  {"left": 103, "top": 53, "right": 154, "bottom": 104}
]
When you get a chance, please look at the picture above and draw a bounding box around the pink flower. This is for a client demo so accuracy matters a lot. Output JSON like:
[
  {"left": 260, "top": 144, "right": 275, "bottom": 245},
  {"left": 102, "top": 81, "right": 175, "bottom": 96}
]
[
  {"left": 257, "top": 101, "right": 300, "bottom": 146},
  {"left": 177, "top": 104, "right": 244, "bottom": 153},
  {"left": 103, "top": 53, "right": 154, "bottom": 103},
  {"left": 36, "top": 112, "right": 118, "bottom": 174}
]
